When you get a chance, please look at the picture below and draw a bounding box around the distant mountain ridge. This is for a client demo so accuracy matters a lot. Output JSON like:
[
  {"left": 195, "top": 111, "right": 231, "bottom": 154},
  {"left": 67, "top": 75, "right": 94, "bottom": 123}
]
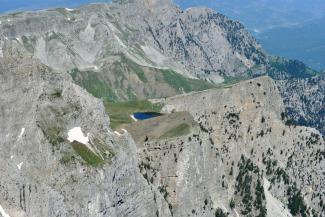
[
  {"left": 175, "top": 0, "right": 325, "bottom": 71},
  {"left": 1, "top": 0, "right": 324, "bottom": 136}
]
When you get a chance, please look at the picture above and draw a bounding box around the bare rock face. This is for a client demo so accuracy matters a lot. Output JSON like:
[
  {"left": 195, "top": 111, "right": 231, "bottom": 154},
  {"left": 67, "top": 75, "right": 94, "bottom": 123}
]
[
  {"left": 0, "top": 2, "right": 324, "bottom": 217},
  {"left": 147, "top": 77, "right": 325, "bottom": 216},
  {"left": 0, "top": 36, "right": 171, "bottom": 217},
  {"left": 0, "top": 35, "right": 324, "bottom": 217},
  {"left": 0, "top": 0, "right": 266, "bottom": 83},
  {"left": 276, "top": 74, "right": 325, "bottom": 135}
]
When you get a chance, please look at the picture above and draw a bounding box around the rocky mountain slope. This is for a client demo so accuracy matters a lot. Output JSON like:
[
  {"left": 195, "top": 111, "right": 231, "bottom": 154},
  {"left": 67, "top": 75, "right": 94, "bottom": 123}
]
[
  {"left": 276, "top": 74, "right": 325, "bottom": 135},
  {"left": 1, "top": 34, "right": 325, "bottom": 216},
  {"left": 1, "top": 0, "right": 322, "bottom": 131},
  {"left": 0, "top": 35, "right": 172, "bottom": 217},
  {"left": 1, "top": 1, "right": 325, "bottom": 217},
  {"left": 150, "top": 76, "right": 325, "bottom": 217},
  {"left": 0, "top": 0, "right": 266, "bottom": 86},
  {"left": 1, "top": 0, "right": 322, "bottom": 118}
]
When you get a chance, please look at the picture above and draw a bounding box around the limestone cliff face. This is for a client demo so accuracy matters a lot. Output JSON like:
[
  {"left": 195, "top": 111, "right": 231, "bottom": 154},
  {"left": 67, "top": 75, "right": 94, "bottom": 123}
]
[
  {"left": 276, "top": 74, "right": 325, "bottom": 135},
  {"left": 0, "top": 0, "right": 266, "bottom": 83},
  {"left": 0, "top": 2, "right": 325, "bottom": 217},
  {"left": 0, "top": 36, "right": 171, "bottom": 217},
  {"left": 148, "top": 77, "right": 325, "bottom": 216},
  {"left": 0, "top": 35, "right": 324, "bottom": 216}
]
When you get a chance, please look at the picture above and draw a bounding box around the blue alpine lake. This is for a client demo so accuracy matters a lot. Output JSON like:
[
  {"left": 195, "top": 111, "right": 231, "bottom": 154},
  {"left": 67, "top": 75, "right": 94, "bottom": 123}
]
[{"left": 133, "top": 112, "right": 162, "bottom": 120}]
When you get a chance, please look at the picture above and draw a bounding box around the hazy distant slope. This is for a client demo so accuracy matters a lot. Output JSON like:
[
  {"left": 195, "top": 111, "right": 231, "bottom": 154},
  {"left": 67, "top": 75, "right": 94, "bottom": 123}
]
[
  {"left": 259, "top": 17, "right": 325, "bottom": 70},
  {"left": 175, "top": 0, "right": 325, "bottom": 70},
  {"left": 174, "top": 0, "right": 325, "bottom": 31}
]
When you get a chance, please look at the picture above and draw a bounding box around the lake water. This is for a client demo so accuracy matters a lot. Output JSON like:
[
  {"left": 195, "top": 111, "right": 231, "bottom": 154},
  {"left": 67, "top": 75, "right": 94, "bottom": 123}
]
[{"left": 133, "top": 112, "right": 162, "bottom": 120}]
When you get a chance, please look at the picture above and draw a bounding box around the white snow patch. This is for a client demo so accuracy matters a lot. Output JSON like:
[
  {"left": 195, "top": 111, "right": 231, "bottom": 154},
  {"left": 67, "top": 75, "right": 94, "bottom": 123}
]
[
  {"left": 65, "top": 8, "right": 74, "bottom": 12},
  {"left": 121, "top": 129, "right": 127, "bottom": 133},
  {"left": 94, "top": 66, "right": 98, "bottom": 70},
  {"left": 17, "top": 162, "right": 23, "bottom": 170},
  {"left": 67, "top": 127, "right": 89, "bottom": 144},
  {"left": 67, "top": 17, "right": 71, "bottom": 21},
  {"left": 18, "top": 128, "right": 25, "bottom": 140},
  {"left": 15, "top": 37, "right": 21, "bottom": 43},
  {"left": 0, "top": 204, "right": 11, "bottom": 217},
  {"left": 114, "top": 131, "right": 121, "bottom": 136},
  {"left": 7, "top": 19, "right": 10, "bottom": 22},
  {"left": 0, "top": 20, "right": 2, "bottom": 25},
  {"left": 130, "top": 115, "right": 138, "bottom": 122},
  {"left": 263, "top": 178, "right": 292, "bottom": 217},
  {"left": 10, "top": 155, "right": 14, "bottom": 159}
]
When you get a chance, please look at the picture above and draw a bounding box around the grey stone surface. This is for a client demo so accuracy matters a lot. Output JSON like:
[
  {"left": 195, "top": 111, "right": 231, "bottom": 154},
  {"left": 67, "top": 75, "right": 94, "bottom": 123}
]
[
  {"left": 0, "top": 35, "right": 170, "bottom": 217},
  {"left": 0, "top": 0, "right": 266, "bottom": 83},
  {"left": 0, "top": 1, "right": 324, "bottom": 216}
]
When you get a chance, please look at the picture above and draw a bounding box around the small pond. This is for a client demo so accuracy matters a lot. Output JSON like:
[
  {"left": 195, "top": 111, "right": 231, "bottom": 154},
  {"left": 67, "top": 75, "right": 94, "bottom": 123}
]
[{"left": 133, "top": 112, "right": 162, "bottom": 120}]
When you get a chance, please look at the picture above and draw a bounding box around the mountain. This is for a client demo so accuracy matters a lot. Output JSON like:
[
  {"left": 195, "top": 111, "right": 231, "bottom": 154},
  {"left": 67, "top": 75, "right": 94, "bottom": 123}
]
[
  {"left": 174, "top": 0, "right": 325, "bottom": 71},
  {"left": 1, "top": 35, "right": 324, "bottom": 216},
  {"left": 0, "top": 1, "right": 325, "bottom": 217},
  {"left": 0, "top": 0, "right": 268, "bottom": 86},
  {"left": 0, "top": 34, "right": 167, "bottom": 217}
]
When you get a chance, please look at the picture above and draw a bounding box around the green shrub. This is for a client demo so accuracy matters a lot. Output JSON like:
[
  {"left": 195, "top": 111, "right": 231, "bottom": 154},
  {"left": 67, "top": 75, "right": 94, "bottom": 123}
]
[
  {"left": 229, "top": 199, "right": 235, "bottom": 209},
  {"left": 71, "top": 141, "right": 104, "bottom": 166}
]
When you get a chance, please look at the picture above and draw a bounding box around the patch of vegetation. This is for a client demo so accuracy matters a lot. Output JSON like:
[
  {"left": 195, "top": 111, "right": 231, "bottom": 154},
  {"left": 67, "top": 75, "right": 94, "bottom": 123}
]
[
  {"left": 215, "top": 208, "right": 228, "bottom": 217},
  {"left": 255, "top": 179, "right": 267, "bottom": 217},
  {"left": 236, "top": 155, "right": 267, "bottom": 217},
  {"left": 41, "top": 126, "right": 64, "bottom": 147},
  {"left": 21, "top": 35, "right": 36, "bottom": 53},
  {"left": 119, "top": 53, "right": 148, "bottom": 83},
  {"left": 280, "top": 110, "right": 299, "bottom": 126},
  {"left": 70, "top": 68, "right": 118, "bottom": 101},
  {"left": 268, "top": 56, "right": 319, "bottom": 79},
  {"left": 229, "top": 199, "right": 235, "bottom": 209},
  {"left": 71, "top": 141, "right": 104, "bottom": 166},
  {"left": 91, "top": 137, "right": 115, "bottom": 160},
  {"left": 219, "top": 76, "right": 247, "bottom": 88},
  {"left": 159, "top": 123, "right": 191, "bottom": 139},
  {"left": 162, "top": 69, "right": 215, "bottom": 93},
  {"left": 51, "top": 89, "right": 62, "bottom": 98},
  {"left": 287, "top": 186, "right": 308, "bottom": 217},
  {"left": 104, "top": 100, "right": 163, "bottom": 129}
]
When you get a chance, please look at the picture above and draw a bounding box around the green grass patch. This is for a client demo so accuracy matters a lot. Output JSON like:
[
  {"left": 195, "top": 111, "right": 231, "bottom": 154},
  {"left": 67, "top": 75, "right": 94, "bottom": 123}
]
[
  {"left": 162, "top": 69, "right": 215, "bottom": 93},
  {"left": 105, "top": 100, "right": 163, "bottom": 129},
  {"left": 218, "top": 76, "right": 247, "bottom": 88},
  {"left": 159, "top": 123, "right": 191, "bottom": 139},
  {"left": 120, "top": 54, "right": 148, "bottom": 83},
  {"left": 71, "top": 141, "right": 104, "bottom": 166},
  {"left": 70, "top": 68, "right": 118, "bottom": 101}
]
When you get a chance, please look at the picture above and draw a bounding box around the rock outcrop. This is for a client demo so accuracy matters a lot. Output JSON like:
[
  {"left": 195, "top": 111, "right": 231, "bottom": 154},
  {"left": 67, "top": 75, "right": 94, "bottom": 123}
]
[
  {"left": 0, "top": 35, "right": 171, "bottom": 217},
  {"left": 149, "top": 77, "right": 324, "bottom": 216},
  {"left": 276, "top": 74, "right": 325, "bottom": 135},
  {"left": 0, "top": 0, "right": 266, "bottom": 84}
]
